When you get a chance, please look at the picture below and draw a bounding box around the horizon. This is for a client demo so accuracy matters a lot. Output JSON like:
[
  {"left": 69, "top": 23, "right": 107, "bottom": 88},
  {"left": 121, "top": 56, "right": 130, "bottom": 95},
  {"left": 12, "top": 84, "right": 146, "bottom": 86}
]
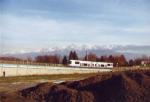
[
  {"left": 1, "top": 44, "right": 150, "bottom": 55},
  {"left": 0, "top": 0, "right": 150, "bottom": 54}
]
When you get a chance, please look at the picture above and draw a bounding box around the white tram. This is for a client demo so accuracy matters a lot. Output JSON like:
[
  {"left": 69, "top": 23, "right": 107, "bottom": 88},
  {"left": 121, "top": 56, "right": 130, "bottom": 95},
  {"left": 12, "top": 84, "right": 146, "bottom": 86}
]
[{"left": 69, "top": 60, "right": 113, "bottom": 68}]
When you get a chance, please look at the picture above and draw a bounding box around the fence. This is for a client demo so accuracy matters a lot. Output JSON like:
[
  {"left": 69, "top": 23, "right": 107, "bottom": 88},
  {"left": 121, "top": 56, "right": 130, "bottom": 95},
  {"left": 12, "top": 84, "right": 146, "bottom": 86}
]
[{"left": 0, "top": 60, "right": 63, "bottom": 67}]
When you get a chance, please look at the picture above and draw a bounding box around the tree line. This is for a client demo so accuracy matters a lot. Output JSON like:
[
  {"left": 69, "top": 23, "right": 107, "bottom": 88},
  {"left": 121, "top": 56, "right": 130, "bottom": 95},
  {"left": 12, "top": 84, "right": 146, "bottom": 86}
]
[
  {"left": 62, "top": 52, "right": 127, "bottom": 67},
  {"left": 1, "top": 51, "right": 150, "bottom": 67}
]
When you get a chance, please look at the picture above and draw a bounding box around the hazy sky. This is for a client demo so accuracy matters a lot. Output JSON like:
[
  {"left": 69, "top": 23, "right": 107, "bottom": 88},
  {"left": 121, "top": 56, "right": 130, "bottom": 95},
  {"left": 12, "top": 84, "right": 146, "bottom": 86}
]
[{"left": 0, "top": 0, "right": 150, "bottom": 53}]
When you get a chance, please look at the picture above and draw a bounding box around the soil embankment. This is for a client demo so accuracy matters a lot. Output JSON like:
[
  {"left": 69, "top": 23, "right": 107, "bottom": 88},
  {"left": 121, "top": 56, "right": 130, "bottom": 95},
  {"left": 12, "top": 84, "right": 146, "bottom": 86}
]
[{"left": 1, "top": 69, "right": 150, "bottom": 102}]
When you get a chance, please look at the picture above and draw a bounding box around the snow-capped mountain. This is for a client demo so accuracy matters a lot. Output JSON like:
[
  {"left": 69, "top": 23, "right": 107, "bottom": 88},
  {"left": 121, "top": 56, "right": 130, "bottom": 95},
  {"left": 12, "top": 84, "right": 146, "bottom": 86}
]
[{"left": 1, "top": 44, "right": 150, "bottom": 60}]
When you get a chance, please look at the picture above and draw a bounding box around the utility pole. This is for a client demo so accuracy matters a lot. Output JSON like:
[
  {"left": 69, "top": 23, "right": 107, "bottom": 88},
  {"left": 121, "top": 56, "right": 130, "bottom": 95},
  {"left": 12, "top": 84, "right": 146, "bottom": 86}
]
[
  {"left": 86, "top": 50, "right": 88, "bottom": 61},
  {"left": 0, "top": 34, "right": 5, "bottom": 76}
]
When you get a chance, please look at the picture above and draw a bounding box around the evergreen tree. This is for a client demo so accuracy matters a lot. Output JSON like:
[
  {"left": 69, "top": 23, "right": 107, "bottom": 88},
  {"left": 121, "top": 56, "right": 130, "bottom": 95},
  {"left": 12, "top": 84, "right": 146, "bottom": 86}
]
[
  {"left": 73, "top": 51, "right": 78, "bottom": 60},
  {"left": 128, "top": 59, "right": 134, "bottom": 66},
  {"left": 69, "top": 51, "right": 78, "bottom": 60},
  {"left": 62, "top": 56, "right": 68, "bottom": 65},
  {"left": 69, "top": 51, "right": 73, "bottom": 60}
]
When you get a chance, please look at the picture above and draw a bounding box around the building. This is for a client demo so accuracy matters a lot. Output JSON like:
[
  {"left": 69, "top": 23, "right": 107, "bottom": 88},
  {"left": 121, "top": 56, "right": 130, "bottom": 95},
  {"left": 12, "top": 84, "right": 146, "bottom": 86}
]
[{"left": 141, "top": 60, "right": 150, "bottom": 66}]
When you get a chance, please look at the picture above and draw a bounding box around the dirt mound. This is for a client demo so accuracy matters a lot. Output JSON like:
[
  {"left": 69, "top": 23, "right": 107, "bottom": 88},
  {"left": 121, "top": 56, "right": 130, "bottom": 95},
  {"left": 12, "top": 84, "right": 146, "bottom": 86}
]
[{"left": 2, "top": 70, "right": 150, "bottom": 102}]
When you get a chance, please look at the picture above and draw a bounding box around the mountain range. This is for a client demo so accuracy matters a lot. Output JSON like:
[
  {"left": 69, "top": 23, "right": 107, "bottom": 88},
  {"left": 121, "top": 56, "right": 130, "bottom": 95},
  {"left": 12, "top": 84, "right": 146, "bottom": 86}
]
[{"left": 1, "top": 44, "right": 150, "bottom": 60}]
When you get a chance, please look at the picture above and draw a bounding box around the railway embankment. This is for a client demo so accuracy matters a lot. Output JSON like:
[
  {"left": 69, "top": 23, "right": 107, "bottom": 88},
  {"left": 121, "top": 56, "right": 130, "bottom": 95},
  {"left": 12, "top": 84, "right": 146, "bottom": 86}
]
[{"left": 0, "top": 65, "right": 111, "bottom": 77}]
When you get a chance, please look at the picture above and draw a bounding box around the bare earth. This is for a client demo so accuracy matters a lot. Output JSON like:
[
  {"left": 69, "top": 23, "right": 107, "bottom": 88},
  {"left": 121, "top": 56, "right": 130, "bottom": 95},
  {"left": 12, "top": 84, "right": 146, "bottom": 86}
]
[{"left": 0, "top": 69, "right": 150, "bottom": 102}]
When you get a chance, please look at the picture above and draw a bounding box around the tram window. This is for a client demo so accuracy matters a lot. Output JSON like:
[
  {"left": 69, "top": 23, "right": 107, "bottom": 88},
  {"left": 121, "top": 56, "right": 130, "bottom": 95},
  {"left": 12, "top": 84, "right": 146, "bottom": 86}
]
[
  {"left": 101, "top": 64, "right": 104, "bottom": 67},
  {"left": 107, "top": 64, "right": 110, "bottom": 66},
  {"left": 69, "top": 61, "right": 72, "bottom": 64},
  {"left": 84, "top": 63, "right": 88, "bottom": 66},
  {"left": 75, "top": 61, "right": 80, "bottom": 64}
]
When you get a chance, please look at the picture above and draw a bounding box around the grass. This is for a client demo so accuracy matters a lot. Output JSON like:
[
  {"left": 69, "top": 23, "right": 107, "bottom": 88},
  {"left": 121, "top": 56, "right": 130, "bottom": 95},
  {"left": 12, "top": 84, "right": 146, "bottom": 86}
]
[
  {"left": 0, "top": 73, "right": 97, "bottom": 83},
  {"left": 0, "top": 67, "right": 149, "bottom": 83}
]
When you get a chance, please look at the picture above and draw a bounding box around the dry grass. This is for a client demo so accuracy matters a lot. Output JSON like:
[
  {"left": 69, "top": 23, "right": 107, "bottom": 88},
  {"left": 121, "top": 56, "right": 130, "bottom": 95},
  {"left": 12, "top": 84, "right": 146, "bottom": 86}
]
[{"left": 0, "top": 73, "right": 98, "bottom": 83}]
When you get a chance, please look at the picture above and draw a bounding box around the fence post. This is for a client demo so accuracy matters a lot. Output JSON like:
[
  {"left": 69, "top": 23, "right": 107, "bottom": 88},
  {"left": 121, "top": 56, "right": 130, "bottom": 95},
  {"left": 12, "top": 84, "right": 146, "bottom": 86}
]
[{"left": 3, "top": 70, "right": 5, "bottom": 77}]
